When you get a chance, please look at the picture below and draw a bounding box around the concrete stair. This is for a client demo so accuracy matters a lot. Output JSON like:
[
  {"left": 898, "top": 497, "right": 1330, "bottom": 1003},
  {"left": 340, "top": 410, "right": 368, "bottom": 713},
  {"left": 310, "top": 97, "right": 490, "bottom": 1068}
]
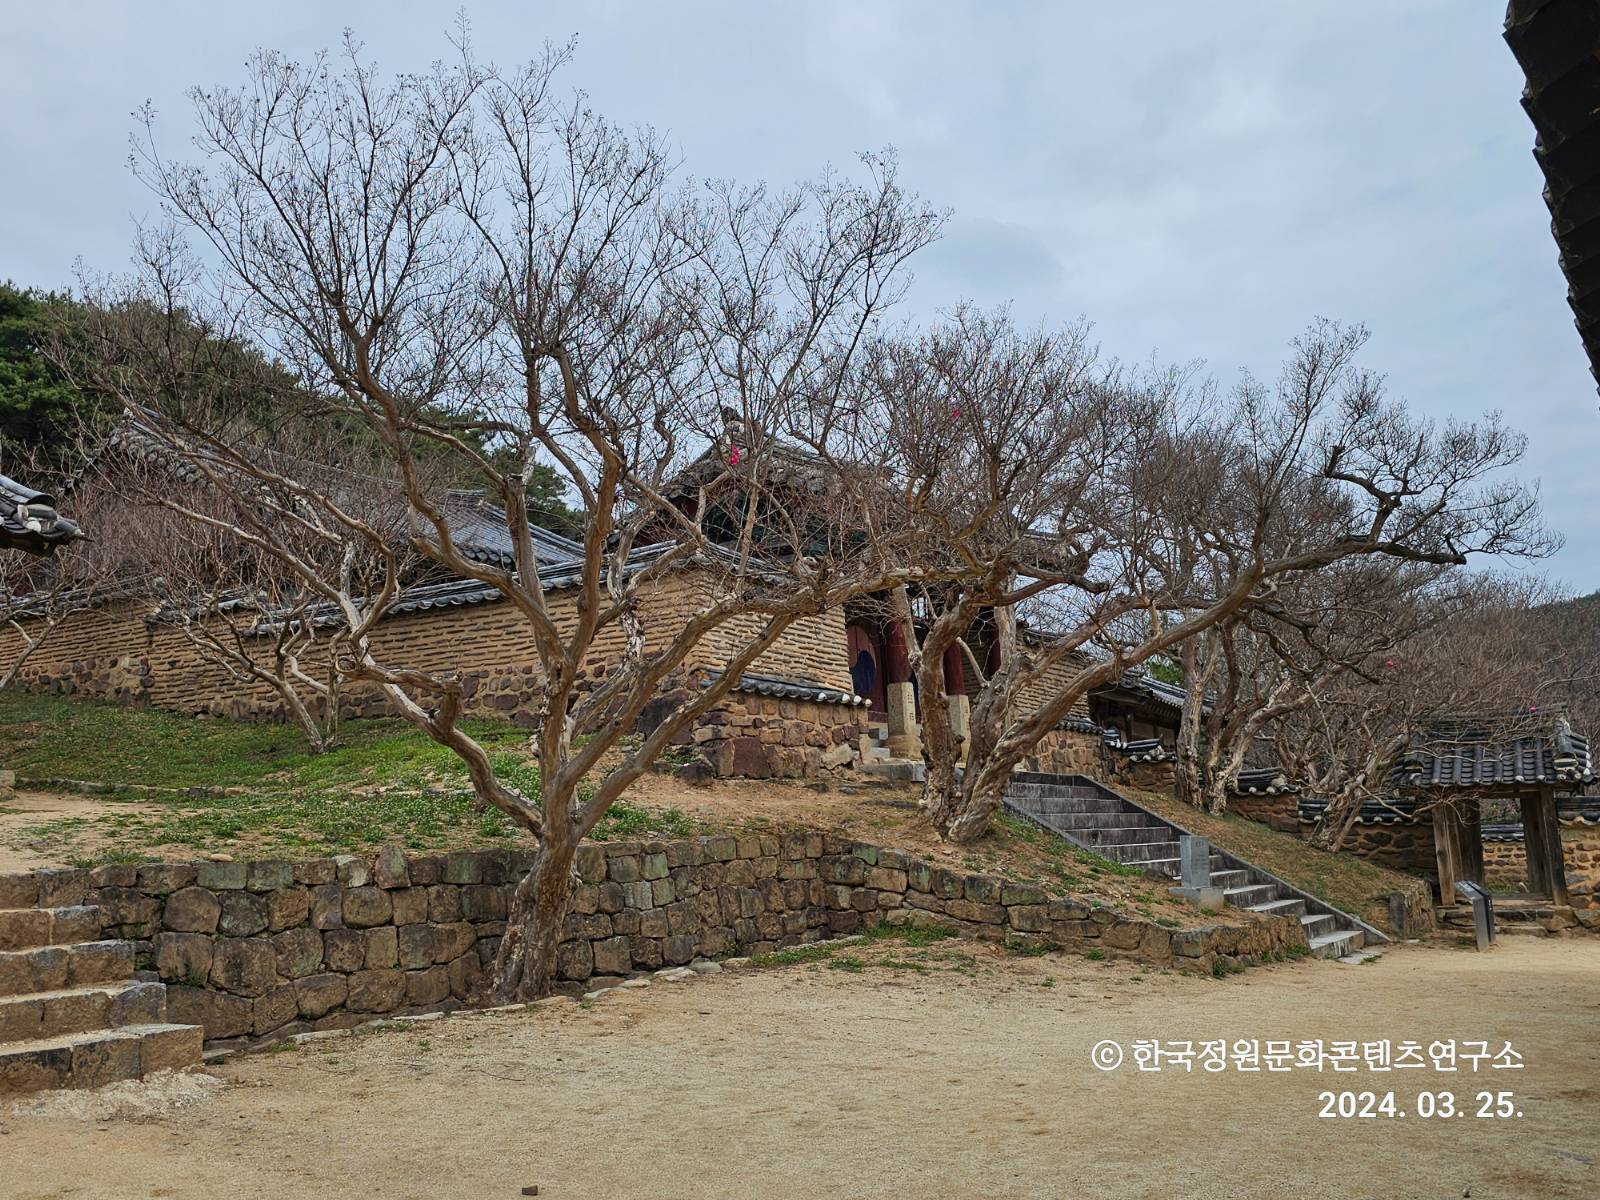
[
  {"left": 1004, "top": 772, "right": 1385, "bottom": 960},
  {"left": 0, "top": 882, "right": 203, "bottom": 1097}
]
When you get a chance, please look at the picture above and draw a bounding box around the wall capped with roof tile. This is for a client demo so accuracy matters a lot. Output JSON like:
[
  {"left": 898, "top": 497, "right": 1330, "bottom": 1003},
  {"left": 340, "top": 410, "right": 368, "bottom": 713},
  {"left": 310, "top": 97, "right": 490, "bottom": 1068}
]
[{"left": 0, "top": 570, "right": 854, "bottom": 740}]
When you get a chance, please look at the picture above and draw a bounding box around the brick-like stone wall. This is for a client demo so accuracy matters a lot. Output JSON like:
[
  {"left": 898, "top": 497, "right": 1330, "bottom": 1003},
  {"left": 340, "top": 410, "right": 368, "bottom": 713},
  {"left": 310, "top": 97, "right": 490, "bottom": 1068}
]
[
  {"left": 685, "top": 692, "right": 861, "bottom": 779},
  {"left": 31, "top": 833, "right": 1306, "bottom": 1048},
  {"left": 1228, "top": 792, "right": 1299, "bottom": 834},
  {"left": 0, "top": 570, "right": 861, "bottom": 779},
  {"left": 1023, "top": 728, "right": 1176, "bottom": 793},
  {"left": 1480, "top": 825, "right": 1600, "bottom": 907}
]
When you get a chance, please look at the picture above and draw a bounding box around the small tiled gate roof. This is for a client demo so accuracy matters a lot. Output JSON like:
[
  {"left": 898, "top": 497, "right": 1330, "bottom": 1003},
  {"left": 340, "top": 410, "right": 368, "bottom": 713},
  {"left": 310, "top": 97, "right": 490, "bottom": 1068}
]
[
  {"left": 1389, "top": 721, "right": 1595, "bottom": 791},
  {"left": 0, "top": 472, "right": 82, "bottom": 555}
]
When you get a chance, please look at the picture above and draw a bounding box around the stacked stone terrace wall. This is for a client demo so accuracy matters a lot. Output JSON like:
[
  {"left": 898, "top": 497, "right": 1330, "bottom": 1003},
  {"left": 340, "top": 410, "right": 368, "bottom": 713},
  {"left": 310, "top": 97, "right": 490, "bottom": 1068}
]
[
  {"left": 40, "top": 833, "right": 1305, "bottom": 1048},
  {"left": 1228, "top": 792, "right": 1299, "bottom": 834}
]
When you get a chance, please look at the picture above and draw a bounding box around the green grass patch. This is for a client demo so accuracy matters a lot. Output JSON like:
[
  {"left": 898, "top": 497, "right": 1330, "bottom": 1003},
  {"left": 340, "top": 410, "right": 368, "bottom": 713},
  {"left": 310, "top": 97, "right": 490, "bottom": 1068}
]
[
  {"left": 1082, "top": 947, "right": 1106, "bottom": 961},
  {"left": 827, "top": 955, "right": 866, "bottom": 973},
  {"left": 749, "top": 943, "right": 837, "bottom": 968},
  {"left": 0, "top": 693, "right": 699, "bottom": 860},
  {"left": 861, "top": 920, "right": 955, "bottom": 947},
  {"left": 1002, "top": 936, "right": 1059, "bottom": 957}
]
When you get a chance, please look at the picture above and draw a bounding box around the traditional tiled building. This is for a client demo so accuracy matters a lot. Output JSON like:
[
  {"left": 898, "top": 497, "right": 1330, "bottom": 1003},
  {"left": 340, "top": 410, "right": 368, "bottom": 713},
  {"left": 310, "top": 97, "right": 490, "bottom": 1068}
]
[{"left": 1, "top": 470, "right": 1187, "bottom": 785}]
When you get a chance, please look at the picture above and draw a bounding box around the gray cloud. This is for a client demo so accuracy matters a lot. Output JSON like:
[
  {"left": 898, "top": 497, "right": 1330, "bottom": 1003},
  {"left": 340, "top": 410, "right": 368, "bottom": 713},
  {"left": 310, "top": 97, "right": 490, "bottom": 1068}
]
[{"left": 3, "top": 1, "right": 1594, "bottom": 587}]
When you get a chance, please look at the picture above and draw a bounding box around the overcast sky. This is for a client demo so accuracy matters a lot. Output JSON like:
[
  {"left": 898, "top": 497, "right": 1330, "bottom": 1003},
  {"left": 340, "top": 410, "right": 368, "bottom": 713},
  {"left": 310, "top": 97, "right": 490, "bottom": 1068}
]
[{"left": 5, "top": 2, "right": 1596, "bottom": 589}]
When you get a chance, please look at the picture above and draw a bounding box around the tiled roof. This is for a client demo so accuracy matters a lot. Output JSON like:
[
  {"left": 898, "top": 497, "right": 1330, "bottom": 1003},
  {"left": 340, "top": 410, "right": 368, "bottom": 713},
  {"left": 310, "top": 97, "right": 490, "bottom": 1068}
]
[
  {"left": 440, "top": 491, "right": 584, "bottom": 569},
  {"left": 1505, "top": 0, "right": 1600, "bottom": 389},
  {"left": 702, "top": 670, "right": 866, "bottom": 707},
  {"left": 1086, "top": 667, "right": 1197, "bottom": 715},
  {"left": 1106, "top": 734, "right": 1175, "bottom": 763},
  {"left": 1389, "top": 725, "right": 1595, "bottom": 791},
  {"left": 1300, "top": 794, "right": 1600, "bottom": 828},
  {"left": 0, "top": 473, "right": 82, "bottom": 555},
  {"left": 1057, "top": 714, "right": 1101, "bottom": 735},
  {"left": 1231, "top": 767, "right": 1300, "bottom": 796}
]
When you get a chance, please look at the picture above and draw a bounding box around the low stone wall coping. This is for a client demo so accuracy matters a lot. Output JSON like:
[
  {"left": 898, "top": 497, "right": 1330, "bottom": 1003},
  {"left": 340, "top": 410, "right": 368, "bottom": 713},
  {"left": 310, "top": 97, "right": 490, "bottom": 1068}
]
[{"left": 5, "top": 830, "right": 1309, "bottom": 1050}]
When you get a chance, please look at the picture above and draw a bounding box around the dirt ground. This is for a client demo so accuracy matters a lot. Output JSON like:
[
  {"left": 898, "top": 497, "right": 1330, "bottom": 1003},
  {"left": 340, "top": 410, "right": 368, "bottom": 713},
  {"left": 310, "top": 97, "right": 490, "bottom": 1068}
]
[
  {"left": 0, "top": 791, "right": 156, "bottom": 873},
  {"left": 4, "top": 939, "right": 1596, "bottom": 1200}
]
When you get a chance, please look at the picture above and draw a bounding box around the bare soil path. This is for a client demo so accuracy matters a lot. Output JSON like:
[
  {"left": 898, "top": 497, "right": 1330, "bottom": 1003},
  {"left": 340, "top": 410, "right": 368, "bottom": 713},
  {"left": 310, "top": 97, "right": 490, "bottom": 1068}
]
[
  {"left": 5, "top": 941, "right": 1598, "bottom": 1199},
  {"left": 0, "top": 791, "right": 156, "bottom": 873}
]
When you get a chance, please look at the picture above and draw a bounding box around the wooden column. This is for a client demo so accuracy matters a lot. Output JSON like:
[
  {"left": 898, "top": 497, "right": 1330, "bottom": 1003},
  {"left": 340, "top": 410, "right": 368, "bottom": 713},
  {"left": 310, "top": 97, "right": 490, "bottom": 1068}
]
[
  {"left": 884, "top": 620, "right": 919, "bottom": 759},
  {"left": 1520, "top": 791, "right": 1552, "bottom": 898},
  {"left": 1459, "top": 796, "right": 1486, "bottom": 887},
  {"left": 1432, "top": 803, "right": 1460, "bottom": 904},
  {"left": 1521, "top": 787, "right": 1569, "bottom": 905}
]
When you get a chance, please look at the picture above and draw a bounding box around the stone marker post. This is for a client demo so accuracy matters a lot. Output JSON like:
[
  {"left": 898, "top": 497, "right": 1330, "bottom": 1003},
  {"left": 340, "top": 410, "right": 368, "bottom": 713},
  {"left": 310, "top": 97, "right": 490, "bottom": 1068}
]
[{"left": 1171, "top": 835, "right": 1224, "bottom": 909}]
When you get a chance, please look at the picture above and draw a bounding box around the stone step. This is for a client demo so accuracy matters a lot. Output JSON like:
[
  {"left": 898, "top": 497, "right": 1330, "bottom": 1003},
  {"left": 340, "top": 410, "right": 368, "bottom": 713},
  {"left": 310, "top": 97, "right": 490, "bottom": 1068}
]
[
  {"left": 0, "top": 941, "right": 134, "bottom": 999},
  {"left": 1300, "top": 913, "right": 1338, "bottom": 938},
  {"left": 1046, "top": 812, "right": 1164, "bottom": 831},
  {"left": 0, "top": 1022, "right": 203, "bottom": 1096},
  {"left": 1018, "top": 804, "right": 1132, "bottom": 823},
  {"left": 1250, "top": 897, "right": 1307, "bottom": 919},
  {"left": 859, "top": 759, "right": 925, "bottom": 783},
  {"left": 1210, "top": 869, "right": 1250, "bottom": 889},
  {"left": 1309, "top": 930, "right": 1364, "bottom": 959},
  {"left": 1139, "top": 853, "right": 1227, "bottom": 874},
  {"left": 0, "top": 906, "right": 102, "bottom": 952},
  {"left": 1069, "top": 825, "right": 1175, "bottom": 847},
  {"left": 1008, "top": 783, "right": 1113, "bottom": 800},
  {"left": 0, "top": 979, "right": 166, "bottom": 1044},
  {"left": 1337, "top": 949, "right": 1383, "bottom": 965},
  {"left": 1101, "top": 841, "right": 1180, "bottom": 864},
  {"left": 1223, "top": 884, "right": 1280, "bottom": 908},
  {"left": 1496, "top": 921, "right": 1551, "bottom": 937}
]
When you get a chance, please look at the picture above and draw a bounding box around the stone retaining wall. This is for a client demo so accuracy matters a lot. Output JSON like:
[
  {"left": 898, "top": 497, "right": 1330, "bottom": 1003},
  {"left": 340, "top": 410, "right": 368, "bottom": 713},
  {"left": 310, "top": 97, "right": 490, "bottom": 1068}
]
[
  {"left": 675, "top": 691, "right": 860, "bottom": 780},
  {"left": 28, "top": 833, "right": 1307, "bottom": 1048},
  {"left": 1024, "top": 729, "right": 1177, "bottom": 793}
]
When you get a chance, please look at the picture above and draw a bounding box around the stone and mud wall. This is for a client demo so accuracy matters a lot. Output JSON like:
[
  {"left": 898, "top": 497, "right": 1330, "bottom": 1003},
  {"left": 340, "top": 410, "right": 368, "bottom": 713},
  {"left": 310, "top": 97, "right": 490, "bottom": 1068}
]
[
  {"left": 24, "top": 835, "right": 1307, "bottom": 1049},
  {"left": 0, "top": 571, "right": 861, "bottom": 780},
  {"left": 1024, "top": 728, "right": 1177, "bottom": 794},
  {"left": 1227, "top": 797, "right": 1600, "bottom": 911}
]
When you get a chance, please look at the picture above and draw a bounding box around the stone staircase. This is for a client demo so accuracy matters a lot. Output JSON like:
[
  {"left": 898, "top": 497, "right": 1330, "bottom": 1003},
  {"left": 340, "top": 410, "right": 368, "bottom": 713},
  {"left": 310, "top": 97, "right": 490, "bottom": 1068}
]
[
  {"left": 858, "top": 722, "right": 927, "bottom": 782},
  {"left": 0, "top": 874, "right": 203, "bottom": 1097},
  {"left": 1004, "top": 772, "right": 1385, "bottom": 960}
]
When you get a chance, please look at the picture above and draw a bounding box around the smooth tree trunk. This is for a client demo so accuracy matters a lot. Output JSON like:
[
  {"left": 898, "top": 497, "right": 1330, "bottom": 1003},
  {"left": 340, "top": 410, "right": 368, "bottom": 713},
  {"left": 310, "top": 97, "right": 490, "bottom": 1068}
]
[
  {"left": 492, "top": 836, "right": 579, "bottom": 1001},
  {"left": 1308, "top": 789, "right": 1364, "bottom": 851}
]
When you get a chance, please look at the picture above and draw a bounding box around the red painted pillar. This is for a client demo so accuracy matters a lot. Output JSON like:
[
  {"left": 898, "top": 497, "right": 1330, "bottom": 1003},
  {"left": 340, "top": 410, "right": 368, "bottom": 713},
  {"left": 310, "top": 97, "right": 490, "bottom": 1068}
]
[
  {"left": 885, "top": 619, "right": 912, "bottom": 685},
  {"left": 884, "top": 619, "right": 918, "bottom": 757},
  {"left": 942, "top": 643, "right": 965, "bottom": 694}
]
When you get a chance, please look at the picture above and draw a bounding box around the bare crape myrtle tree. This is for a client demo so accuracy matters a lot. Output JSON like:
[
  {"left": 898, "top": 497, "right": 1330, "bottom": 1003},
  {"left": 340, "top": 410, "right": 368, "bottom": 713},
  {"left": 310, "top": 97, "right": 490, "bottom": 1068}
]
[
  {"left": 1170, "top": 558, "right": 1459, "bottom": 815},
  {"left": 1273, "top": 576, "right": 1562, "bottom": 851},
  {"left": 877, "top": 320, "right": 1552, "bottom": 842},
  {"left": 66, "top": 35, "right": 946, "bottom": 998},
  {"left": 92, "top": 429, "right": 444, "bottom": 755}
]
